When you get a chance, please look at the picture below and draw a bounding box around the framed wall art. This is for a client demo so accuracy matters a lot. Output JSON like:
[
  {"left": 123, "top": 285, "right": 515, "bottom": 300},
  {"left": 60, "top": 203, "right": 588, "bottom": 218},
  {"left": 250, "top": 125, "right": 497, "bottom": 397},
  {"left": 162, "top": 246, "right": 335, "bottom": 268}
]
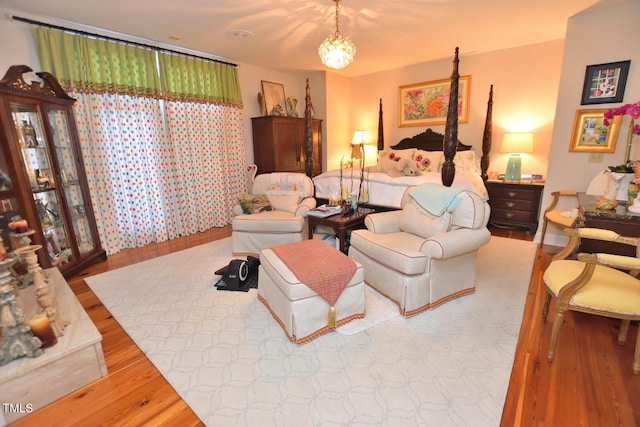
[
  {"left": 261, "top": 81, "right": 287, "bottom": 116},
  {"left": 580, "top": 60, "right": 631, "bottom": 105},
  {"left": 569, "top": 109, "right": 621, "bottom": 153},
  {"left": 398, "top": 75, "right": 470, "bottom": 127}
]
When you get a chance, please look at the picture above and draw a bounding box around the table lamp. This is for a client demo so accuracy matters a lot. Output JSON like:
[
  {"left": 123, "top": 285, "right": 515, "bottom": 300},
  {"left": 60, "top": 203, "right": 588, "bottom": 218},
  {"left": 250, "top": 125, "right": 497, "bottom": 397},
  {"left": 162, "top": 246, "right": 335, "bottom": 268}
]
[
  {"left": 350, "top": 130, "right": 366, "bottom": 162},
  {"left": 501, "top": 132, "right": 533, "bottom": 182}
]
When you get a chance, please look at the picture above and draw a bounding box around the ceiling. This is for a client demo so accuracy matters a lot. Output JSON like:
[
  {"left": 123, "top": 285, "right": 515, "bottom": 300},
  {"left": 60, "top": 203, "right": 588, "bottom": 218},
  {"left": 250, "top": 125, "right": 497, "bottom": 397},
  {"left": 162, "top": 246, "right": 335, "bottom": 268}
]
[{"left": 3, "top": 0, "right": 601, "bottom": 77}]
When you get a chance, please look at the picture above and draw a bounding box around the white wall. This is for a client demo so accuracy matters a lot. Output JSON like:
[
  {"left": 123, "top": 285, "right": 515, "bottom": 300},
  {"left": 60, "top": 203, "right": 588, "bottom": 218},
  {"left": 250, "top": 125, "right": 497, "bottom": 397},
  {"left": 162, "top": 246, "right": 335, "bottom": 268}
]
[{"left": 540, "top": 0, "right": 640, "bottom": 246}]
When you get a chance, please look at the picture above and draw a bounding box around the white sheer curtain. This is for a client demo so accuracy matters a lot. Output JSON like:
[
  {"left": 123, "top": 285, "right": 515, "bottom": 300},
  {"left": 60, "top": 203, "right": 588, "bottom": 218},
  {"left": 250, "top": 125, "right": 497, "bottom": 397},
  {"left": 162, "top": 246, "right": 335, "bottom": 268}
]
[
  {"left": 73, "top": 92, "right": 246, "bottom": 255},
  {"left": 163, "top": 100, "right": 246, "bottom": 236}
]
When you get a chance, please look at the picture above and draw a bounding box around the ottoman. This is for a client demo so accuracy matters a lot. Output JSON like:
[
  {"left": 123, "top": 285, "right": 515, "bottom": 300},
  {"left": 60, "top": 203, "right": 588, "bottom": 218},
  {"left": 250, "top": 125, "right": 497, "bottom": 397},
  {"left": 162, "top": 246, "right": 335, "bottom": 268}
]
[{"left": 258, "top": 239, "right": 365, "bottom": 344}]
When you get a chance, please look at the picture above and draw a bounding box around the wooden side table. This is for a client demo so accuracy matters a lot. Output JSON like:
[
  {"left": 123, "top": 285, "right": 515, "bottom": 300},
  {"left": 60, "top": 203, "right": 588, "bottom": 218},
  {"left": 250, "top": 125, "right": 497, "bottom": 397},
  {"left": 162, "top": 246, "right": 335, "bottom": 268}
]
[
  {"left": 307, "top": 208, "right": 375, "bottom": 254},
  {"left": 486, "top": 181, "right": 544, "bottom": 234}
]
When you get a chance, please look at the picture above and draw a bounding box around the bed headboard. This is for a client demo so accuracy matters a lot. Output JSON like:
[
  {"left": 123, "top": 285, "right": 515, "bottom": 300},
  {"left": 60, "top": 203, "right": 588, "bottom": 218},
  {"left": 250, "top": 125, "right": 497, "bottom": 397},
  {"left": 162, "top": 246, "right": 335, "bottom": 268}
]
[{"left": 390, "top": 128, "right": 472, "bottom": 152}]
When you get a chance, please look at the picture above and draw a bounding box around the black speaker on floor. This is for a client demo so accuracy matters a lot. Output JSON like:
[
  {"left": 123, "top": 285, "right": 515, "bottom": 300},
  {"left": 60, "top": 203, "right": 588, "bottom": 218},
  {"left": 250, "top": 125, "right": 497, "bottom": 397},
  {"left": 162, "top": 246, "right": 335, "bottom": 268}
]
[{"left": 215, "top": 256, "right": 260, "bottom": 292}]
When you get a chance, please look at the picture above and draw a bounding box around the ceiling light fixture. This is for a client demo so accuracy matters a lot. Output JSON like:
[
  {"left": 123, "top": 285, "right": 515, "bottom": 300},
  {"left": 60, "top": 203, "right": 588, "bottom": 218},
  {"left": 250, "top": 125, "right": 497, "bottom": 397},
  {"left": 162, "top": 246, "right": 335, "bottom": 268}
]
[{"left": 318, "top": 0, "right": 355, "bottom": 70}]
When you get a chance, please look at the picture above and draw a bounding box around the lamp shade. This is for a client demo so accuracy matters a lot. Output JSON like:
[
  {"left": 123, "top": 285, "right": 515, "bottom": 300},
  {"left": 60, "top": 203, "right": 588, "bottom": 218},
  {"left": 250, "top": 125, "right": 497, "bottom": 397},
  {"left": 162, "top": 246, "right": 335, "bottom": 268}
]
[
  {"left": 501, "top": 132, "right": 533, "bottom": 153},
  {"left": 350, "top": 130, "right": 366, "bottom": 159},
  {"left": 351, "top": 130, "right": 367, "bottom": 145},
  {"left": 501, "top": 133, "right": 533, "bottom": 182}
]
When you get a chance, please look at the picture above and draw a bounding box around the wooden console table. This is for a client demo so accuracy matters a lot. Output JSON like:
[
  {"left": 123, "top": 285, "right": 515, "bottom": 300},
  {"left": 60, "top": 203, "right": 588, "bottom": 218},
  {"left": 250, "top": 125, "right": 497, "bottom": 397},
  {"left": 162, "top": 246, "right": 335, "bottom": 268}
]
[
  {"left": 578, "top": 193, "right": 640, "bottom": 256},
  {"left": 0, "top": 268, "right": 107, "bottom": 423}
]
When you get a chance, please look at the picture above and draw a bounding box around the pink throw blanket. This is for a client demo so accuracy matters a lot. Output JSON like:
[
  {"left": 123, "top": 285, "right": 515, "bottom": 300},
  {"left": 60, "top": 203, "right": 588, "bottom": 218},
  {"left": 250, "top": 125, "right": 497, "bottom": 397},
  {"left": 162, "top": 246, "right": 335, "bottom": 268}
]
[{"left": 271, "top": 240, "right": 357, "bottom": 305}]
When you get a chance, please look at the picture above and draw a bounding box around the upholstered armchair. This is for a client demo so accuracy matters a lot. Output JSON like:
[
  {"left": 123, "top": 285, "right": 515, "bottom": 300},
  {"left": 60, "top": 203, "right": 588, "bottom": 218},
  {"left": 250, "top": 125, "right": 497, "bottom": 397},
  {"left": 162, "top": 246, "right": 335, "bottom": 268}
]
[
  {"left": 542, "top": 227, "right": 640, "bottom": 374},
  {"left": 232, "top": 171, "right": 316, "bottom": 256},
  {"left": 348, "top": 183, "right": 491, "bottom": 317}
]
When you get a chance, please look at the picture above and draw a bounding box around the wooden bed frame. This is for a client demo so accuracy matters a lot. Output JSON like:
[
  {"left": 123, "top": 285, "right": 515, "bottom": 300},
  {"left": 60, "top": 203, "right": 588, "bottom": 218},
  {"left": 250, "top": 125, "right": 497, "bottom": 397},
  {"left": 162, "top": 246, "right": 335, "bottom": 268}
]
[
  {"left": 307, "top": 47, "right": 494, "bottom": 195},
  {"left": 390, "top": 128, "right": 473, "bottom": 152},
  {"left": 379, "top": 48, "right": 493, "bottom": 185}
]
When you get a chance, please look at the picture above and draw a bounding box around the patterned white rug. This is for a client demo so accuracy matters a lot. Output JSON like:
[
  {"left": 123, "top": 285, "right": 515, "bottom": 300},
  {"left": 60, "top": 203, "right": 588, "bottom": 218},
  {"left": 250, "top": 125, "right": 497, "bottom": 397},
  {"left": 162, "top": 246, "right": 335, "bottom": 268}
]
[{"left": 85, "top": 236, "right": 536, "bottom": 426}]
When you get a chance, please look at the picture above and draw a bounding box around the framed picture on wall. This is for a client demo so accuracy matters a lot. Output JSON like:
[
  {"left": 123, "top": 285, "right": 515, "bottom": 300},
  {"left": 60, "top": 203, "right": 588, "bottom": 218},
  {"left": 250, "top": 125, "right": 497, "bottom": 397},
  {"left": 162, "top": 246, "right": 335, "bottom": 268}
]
[
  {"left": 569, "top": 109, "right": 622, "bottom": 153},
  {"left": 261, "top": 81, "right": 287, "bottom": 116},
  {"left": 398, "top": 76, "right": 470, "bottom": 127},
  {"left": 580, "top": 60, "right": 631, "bottom": 105}
]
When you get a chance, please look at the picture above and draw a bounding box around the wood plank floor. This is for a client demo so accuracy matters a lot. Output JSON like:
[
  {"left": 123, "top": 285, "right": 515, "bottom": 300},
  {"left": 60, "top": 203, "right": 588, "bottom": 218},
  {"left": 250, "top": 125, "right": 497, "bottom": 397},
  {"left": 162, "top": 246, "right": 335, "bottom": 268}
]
[{"left": 9, "top": 225, "right": 640, "bottom": 426}]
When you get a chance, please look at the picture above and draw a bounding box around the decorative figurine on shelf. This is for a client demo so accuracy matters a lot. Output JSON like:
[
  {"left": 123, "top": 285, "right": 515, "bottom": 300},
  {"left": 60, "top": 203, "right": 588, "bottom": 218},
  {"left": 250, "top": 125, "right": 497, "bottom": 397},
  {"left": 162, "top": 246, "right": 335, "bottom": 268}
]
[
  {"left": 0, "top": 254, "right": 44, "bottom": 366},
  {"left": 286, "top": 96, "right": 298, "bottom": 117},
  {"left": 21, "top": 119, "right": 38, "bottom": 148}
]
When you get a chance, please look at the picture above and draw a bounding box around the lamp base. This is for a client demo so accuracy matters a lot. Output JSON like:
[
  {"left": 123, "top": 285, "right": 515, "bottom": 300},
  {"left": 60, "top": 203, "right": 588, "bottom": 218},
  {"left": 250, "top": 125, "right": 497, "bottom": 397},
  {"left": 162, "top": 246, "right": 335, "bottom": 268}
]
[{"left": 504, "top": 154, "right": 522, "bottom": 182}]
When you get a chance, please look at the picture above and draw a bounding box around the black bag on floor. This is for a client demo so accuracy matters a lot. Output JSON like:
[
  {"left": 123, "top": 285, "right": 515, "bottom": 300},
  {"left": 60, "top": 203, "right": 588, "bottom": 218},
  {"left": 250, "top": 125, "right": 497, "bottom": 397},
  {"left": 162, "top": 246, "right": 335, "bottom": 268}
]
[{"left": 214, "top": 256, "right": 260, "bottom": 292}]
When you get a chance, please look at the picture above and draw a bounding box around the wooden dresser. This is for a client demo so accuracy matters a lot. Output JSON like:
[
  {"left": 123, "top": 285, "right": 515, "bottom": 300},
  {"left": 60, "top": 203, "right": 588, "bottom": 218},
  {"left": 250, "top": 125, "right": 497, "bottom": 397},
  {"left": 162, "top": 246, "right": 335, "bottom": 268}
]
[
  {"left": 251, "top": 116, "right": 323, "bottom": 176},
  {"left": 486, "top": 181, "right": 545, "bottom": 234}
]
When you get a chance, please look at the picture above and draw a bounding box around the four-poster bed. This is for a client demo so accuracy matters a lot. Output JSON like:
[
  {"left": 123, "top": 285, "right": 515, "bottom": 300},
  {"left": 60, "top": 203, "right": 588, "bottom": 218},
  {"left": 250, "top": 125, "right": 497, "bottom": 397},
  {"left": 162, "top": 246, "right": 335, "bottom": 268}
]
[{"left": 313, "top": 48, "right": 494, "bottom": 210}]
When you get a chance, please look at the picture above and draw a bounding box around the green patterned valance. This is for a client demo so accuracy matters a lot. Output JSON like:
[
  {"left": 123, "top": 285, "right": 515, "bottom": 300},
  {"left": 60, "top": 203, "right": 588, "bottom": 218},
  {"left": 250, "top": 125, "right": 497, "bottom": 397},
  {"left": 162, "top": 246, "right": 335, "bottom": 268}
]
[
  {"left": 32, "top": 27, "right": 161, "bottom": 98},
  {"left": 158, "top": 52, "right": 242, "bottom": 107},
  {"left": 32, "top": 27, "right": 242, "bottom": 105}
]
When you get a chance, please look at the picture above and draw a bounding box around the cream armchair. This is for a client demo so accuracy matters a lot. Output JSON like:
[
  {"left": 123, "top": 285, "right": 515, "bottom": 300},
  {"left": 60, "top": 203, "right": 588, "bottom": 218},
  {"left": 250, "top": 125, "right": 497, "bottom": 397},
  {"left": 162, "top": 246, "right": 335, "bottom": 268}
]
[
  {"left": 348, "top": 184, "right": 491, "bottom": 317},
  {"left": 232, "top": 171, "right": 316, "bottom": 256}
]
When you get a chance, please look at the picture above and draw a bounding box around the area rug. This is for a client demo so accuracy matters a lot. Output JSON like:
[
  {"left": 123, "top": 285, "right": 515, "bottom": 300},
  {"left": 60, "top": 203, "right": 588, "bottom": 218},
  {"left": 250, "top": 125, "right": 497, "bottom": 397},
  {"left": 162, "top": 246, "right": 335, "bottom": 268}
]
[{"left": 85, "top": 236, "right": 536, "bottom": 426}]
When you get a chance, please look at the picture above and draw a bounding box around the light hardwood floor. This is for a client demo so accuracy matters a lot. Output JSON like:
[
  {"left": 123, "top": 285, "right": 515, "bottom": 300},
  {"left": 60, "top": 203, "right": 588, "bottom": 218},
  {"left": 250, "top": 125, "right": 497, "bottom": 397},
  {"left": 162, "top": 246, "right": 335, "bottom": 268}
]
[{"left": 9, "top": 225, "right": 640, "bottom": 426}]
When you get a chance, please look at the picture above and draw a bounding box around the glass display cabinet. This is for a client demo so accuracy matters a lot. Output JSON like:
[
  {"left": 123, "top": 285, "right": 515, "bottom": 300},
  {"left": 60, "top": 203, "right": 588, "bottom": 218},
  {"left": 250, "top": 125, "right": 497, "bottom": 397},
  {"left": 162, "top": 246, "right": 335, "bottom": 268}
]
[{"left": 0, "top": 65, "right": 106, "bottom": 277}]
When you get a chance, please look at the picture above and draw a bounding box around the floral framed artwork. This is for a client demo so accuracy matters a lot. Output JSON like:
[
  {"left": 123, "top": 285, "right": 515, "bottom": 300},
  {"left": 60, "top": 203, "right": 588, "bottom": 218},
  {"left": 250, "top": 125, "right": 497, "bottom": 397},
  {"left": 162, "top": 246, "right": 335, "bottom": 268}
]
[
  {"left": 398, "top": 75, "right": 470, "bottom": 127},
  {"left": 261, "top": 81, "right": 287, "bottom": 116},
  {"left": 569, "top": 109, "right": 622, "bottom": 153},
  {"left": 580, "top": 60, "right": 631, "bottom": 105}
]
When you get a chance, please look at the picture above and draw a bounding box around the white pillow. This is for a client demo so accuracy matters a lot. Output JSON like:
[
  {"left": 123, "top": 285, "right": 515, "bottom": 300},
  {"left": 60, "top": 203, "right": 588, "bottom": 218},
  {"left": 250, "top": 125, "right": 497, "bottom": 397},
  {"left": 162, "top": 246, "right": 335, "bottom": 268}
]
[
  {"left": 399, "top": 199, "right": 452, "bottom": 239},
  {"left": 413, "top": 150, "right": 442, "bottom": 173},
  {"left": 438, "top": 151, "right": 481, "bottom": 175},
  {"left": 265, "top": 190, "right": 300, "bottom": 213},
  {"left": 379, "top": 148, "right": 415, "bottom": 163}
]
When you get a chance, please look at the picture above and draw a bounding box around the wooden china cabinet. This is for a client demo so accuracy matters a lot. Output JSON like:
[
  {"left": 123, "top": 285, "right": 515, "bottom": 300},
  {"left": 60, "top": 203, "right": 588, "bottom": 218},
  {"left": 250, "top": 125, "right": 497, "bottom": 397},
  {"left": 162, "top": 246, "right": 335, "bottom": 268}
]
[{"left": 0, "top": 65, "right": 106, "bottom": 278}]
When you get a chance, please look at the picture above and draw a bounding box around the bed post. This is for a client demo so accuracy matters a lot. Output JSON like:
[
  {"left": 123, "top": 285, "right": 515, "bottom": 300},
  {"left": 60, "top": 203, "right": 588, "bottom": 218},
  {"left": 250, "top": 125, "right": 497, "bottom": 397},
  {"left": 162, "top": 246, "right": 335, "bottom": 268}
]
[
  {"left": 378, "top": 98, "right": 384, "bottom": 151},
  {"left": 304, "top": 78, "right": 314, "bottom": 178},
  {"left": 442, "top": 47, "right": 460, "bottom": 187},
  {"left": 481, "top": 85, "right": 493, "bottom": 182}
]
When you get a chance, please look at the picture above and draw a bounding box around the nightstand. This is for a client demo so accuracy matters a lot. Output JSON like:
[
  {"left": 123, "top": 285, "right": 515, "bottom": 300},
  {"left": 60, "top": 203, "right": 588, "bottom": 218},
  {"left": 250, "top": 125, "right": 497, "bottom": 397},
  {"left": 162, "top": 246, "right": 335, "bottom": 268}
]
[{"left": 486, "top": 181, "right": 545, "bottom": 234}]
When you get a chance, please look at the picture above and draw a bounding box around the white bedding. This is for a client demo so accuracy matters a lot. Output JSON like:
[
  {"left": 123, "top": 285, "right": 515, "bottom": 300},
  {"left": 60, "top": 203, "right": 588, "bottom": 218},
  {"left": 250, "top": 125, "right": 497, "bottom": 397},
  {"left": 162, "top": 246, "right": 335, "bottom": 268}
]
[{"left": 313, "top": 169, "right": 488, "bottom": 209}]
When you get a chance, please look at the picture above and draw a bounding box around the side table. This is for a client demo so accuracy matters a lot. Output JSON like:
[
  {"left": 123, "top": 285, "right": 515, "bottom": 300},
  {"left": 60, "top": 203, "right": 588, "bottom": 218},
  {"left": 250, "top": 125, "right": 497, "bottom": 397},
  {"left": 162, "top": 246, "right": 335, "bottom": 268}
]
[
  {"left": 486, "top": 181, "right": 545, "bottom": 234},
  {"left": 308, "top": 207, "right": 375, "bottom": 254}
]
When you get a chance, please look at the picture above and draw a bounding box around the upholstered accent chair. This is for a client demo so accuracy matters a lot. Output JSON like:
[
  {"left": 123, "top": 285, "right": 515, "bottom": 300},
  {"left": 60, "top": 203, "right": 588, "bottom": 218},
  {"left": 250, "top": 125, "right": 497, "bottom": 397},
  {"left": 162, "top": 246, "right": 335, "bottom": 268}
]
[
  {"left": 542, "top": 227, "right": 640, "bottom": 375},
  {"left": 539, "top": 190, "right": 579, "bottom": 245},
  {"left": 348, "top": 184, "right": 491, "bottom": 317},
  {"left": 232, "top": 172, "right": 316, "bottom": 256}
]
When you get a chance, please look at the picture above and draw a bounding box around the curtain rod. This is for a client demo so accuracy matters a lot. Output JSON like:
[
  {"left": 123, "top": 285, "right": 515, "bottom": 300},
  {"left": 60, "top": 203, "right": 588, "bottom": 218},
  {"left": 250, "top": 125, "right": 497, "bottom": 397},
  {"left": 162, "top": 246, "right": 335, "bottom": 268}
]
[{"left": 11, "top": 15, "right": 238, "bottom": 68}]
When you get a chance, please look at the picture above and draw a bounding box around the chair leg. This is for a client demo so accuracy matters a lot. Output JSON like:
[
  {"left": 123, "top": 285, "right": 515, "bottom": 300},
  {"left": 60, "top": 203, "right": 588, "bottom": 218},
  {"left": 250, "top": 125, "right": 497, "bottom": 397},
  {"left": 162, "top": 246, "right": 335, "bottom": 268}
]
[
  {"left": 540, "top": 218, "right": 549, "bottom": 246},
  {"left": 547, "top": 309, "right": 566, "bottom": 362},
  {"left": 634, "top": 325, "right": 640, "bottom": 375},
  {"left": 542, "top": 292, "right": 552, "bottom": 319},
  {"left": 619, "top": 319, "right": 631, "bottom": 345}
]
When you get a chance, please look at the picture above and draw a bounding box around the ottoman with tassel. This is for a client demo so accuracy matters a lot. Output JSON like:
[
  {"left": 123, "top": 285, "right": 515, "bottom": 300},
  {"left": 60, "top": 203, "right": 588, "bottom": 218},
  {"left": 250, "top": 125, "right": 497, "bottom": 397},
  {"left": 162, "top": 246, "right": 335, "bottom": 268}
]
[{"left": 258, "top": 239, "right": 365, "bottom": 344}]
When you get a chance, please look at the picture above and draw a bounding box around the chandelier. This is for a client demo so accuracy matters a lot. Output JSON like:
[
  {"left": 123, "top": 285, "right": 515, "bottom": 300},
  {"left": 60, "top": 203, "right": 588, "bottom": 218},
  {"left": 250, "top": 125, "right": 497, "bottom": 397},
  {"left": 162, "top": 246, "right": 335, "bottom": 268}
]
[{"left": 318, "top": 0, "right": 356, "bottom": 70}]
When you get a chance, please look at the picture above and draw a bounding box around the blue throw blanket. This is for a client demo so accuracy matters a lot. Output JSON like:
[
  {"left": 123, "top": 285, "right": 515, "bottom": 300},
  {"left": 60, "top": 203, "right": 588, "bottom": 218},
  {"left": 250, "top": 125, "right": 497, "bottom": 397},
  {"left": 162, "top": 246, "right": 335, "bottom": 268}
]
[{"left": 409, "top": 183, "right": 466, "bottom": 216}]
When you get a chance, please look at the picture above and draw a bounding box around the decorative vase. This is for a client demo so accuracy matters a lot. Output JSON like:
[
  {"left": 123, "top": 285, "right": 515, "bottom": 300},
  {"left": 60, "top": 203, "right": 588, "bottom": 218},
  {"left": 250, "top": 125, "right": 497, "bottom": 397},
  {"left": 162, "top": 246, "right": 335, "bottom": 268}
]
[{"left": 608, "top": 172, "right": 635, "bottom": 201}]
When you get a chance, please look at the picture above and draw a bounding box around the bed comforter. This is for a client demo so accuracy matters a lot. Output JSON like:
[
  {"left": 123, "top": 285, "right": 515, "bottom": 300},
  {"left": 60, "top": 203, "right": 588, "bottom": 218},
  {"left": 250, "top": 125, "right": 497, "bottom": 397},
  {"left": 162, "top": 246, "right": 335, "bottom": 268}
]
[{"left": 313, "top": 169, "right": 488, "bottom": 209}]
